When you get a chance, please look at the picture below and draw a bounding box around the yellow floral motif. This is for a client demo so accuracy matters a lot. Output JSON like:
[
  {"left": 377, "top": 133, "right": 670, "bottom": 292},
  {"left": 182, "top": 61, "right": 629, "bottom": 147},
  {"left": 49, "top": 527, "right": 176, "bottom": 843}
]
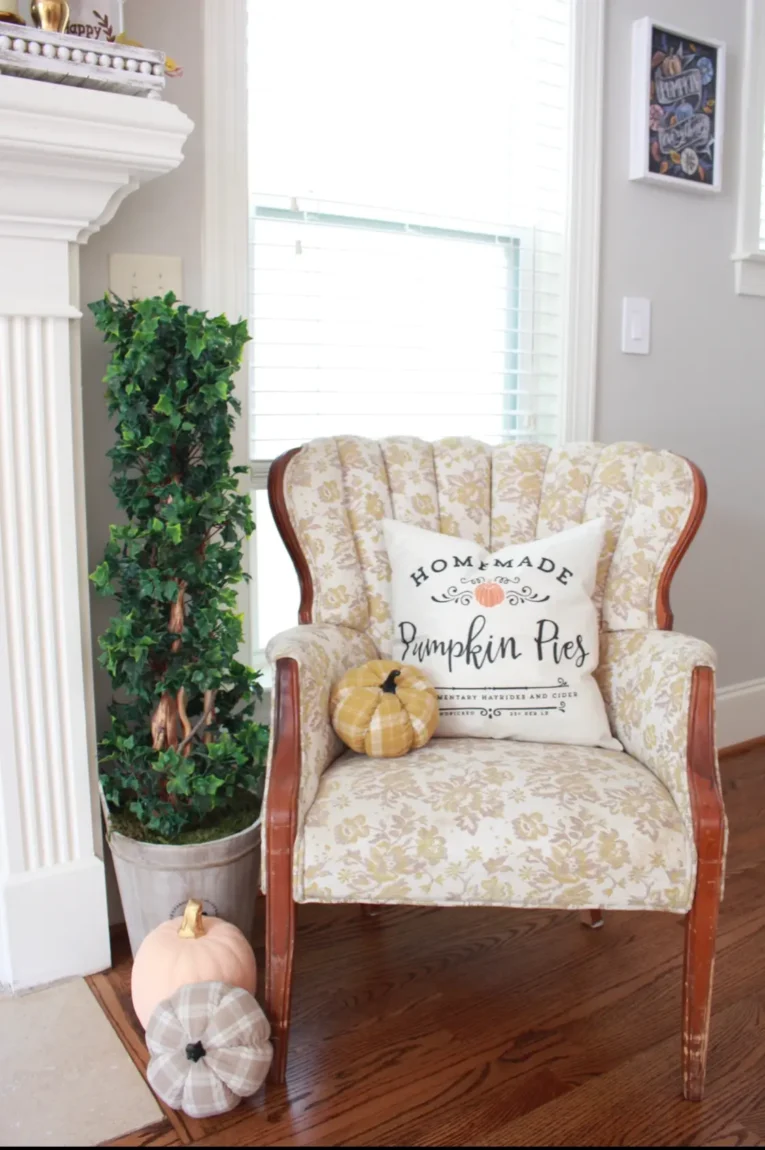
[
  {"left": 417, "top": 827, "right": 447, "bottom": 864},
  {"left": 323, "top": 586, "right": 350, "bottom": 610},
  {"left": 365, "top": 492, "right": 386, "bottom": 520},
  {"left": 317, "top": 480, "right": 340, "bottom": 503},
  {"left": 512, "top": 813, "right": 549, "bottom": 840},
  {"left": 334, "top": 814, "right": 370, "bottom": 845},
  {"left": 413, "top": 493, "right": 436, "bottom": 517},
  {"left": 598, "top": 829, "right": 630, "bottom": 867}
]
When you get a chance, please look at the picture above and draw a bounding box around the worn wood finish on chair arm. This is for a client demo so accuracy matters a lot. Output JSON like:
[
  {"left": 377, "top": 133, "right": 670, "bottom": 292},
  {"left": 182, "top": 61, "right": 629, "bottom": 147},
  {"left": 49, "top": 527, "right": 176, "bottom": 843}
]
[
  {"left": 683, "top": 665, "right": 726, "bottom": 1101},
  {"left": 268, "top": 447, "right": 313, "bottom": 624},
  {"left": 264, "top": 657, "right": 300, "bottom": 1078},
  {"left": 265, "top": 658, "right": 301, "bottom": 877}
]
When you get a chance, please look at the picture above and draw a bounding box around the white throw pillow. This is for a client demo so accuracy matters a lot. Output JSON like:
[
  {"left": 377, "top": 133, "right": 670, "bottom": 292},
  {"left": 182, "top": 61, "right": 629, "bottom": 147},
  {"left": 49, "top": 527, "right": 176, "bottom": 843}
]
[{"left": 383, "top": 518, "right": 620, "bottom": 750}]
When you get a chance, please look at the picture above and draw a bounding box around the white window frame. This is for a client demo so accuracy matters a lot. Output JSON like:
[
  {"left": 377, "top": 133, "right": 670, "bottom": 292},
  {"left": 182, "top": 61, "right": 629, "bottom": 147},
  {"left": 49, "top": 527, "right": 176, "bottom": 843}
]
[
  {"left": 202, "top": 0, "right": 605, "bottom": 664},
  {"left": 733, "top": 0, "right": 765, "bottom": 296}
]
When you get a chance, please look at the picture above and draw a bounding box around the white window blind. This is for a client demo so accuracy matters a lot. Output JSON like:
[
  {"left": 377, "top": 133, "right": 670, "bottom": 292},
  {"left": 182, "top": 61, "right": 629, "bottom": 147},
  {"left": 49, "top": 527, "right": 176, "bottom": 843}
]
[{"left": 248, "top": 0, "right": 573, "bottom": 459}]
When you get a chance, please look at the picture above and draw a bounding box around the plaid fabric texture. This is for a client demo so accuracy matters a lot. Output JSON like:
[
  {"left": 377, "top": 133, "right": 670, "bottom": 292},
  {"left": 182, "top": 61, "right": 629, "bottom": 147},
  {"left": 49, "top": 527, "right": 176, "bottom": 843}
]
[
  {"left": 331, "top": 659, "right": 439, "bottom": 758},
  {"left": 146, "top": 982, "right": 272, "bottom": 1119}
]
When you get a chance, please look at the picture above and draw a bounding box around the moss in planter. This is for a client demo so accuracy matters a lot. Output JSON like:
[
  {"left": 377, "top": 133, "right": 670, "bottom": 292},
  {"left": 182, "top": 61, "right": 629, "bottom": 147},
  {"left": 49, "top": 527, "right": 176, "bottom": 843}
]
[{"left": 108, "top": 792, "right": 261, "bottom": 846}]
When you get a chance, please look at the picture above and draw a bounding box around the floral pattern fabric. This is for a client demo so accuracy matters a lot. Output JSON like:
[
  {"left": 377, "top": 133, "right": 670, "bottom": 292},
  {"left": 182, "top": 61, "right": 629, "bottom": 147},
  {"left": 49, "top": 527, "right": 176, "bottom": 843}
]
[
  {"left": 295, "top": 737, "right": 694, "bottom": 911},
  {"left": 282, "top": 437, "right": 697, "bottom": 643},
  {"left": 597, "top": 628, "right": 725, "bottom": 866},
  {"left": 263, "top": 624, "right": 379, "bottom": 883},
  {"left": 283, "top": 439, "right": 369, "bottom": 631}
]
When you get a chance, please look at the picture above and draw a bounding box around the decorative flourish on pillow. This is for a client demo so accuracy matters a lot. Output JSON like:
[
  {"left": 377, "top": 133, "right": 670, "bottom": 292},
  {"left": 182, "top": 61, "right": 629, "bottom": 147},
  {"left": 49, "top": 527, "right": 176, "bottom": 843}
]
[{"left": 431, "top": 575, "right": 550, "bottom": 608}]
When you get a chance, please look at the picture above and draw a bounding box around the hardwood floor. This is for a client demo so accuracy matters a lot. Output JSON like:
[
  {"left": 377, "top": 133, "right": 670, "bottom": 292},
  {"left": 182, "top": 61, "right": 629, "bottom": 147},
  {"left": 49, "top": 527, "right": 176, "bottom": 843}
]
[{"left": 93, "top": 745, "right": 765, "bottom": 1147}]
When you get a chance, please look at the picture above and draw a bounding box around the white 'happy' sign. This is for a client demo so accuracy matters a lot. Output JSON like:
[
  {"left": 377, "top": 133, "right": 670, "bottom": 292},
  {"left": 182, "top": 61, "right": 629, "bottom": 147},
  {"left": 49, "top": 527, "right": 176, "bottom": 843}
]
[{"left": 18, "top": 1, "right": 125, "bottom": 40}]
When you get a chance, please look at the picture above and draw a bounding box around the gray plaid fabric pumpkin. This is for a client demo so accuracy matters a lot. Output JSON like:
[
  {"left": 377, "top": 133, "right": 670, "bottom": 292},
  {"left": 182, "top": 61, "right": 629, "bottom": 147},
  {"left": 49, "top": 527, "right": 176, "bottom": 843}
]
[{"left": 146, "top": 982, "right": 272, "bottom": 1118}]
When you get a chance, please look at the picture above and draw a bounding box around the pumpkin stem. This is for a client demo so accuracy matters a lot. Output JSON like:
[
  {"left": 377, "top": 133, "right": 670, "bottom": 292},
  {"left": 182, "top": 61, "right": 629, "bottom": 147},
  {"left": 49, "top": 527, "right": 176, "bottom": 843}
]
[
  {"left": 177, "top": 898, "right": 205, "bottom": 939},
  {"left": 185, "top": 1040, "right": 206, "bottom": 1062},
  {"left": 381, "top": 669, "right": 400, "bottom": 694}
]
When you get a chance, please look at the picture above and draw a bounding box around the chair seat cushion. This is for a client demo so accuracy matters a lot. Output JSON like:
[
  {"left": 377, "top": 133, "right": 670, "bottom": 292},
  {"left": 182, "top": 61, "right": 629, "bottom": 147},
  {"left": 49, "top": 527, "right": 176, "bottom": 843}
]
[{"left": 294, "top": 738, "right": 695, "bottom": 912}]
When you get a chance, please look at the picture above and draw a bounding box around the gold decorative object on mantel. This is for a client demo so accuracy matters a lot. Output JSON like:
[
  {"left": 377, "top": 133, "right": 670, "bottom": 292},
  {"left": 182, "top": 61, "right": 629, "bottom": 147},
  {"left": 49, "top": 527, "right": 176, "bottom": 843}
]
[
  {"left": 31, "top": 1, "right": 69, "bottom": 32},
  {"left": 0, "top": 1, "right": 25, "bottom": 25}
]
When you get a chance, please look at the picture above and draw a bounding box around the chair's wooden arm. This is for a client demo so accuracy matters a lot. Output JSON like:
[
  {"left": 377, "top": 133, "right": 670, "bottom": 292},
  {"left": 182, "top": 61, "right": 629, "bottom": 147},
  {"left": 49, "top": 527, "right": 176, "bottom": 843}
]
[
  {"left": 597, "top": 630, "right": 725, "bottom": 857},
  {"left": 266, "top": 658, "right": 301, "bottom": 900},
  {"left": 263, "top": 624, "right": 379, "bottom": 860}
]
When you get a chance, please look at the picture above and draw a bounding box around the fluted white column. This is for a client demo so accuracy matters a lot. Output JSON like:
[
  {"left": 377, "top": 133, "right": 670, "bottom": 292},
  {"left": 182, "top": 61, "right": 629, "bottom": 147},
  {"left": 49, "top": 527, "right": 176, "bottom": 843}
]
[{"left": 0, "top": 77, "right": 193, "bottom": 989}]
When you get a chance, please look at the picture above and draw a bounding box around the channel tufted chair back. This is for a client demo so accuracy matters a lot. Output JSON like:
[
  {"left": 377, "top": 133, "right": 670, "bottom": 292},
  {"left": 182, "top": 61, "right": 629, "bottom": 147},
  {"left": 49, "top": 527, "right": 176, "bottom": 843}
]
[{"left": 272, "top": 437, "right": 703, "bottom": 652}]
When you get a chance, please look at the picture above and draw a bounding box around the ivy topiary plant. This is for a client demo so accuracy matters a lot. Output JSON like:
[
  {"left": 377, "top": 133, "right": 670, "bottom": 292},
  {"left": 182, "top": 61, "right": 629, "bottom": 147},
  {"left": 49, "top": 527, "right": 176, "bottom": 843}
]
[{"left": 90, "top": 293, "right": 269, "bottom": 844}]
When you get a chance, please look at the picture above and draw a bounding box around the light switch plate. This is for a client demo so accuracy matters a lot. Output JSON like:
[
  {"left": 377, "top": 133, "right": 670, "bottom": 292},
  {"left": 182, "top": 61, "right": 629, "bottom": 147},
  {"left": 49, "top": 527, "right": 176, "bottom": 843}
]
[
  {"left": 109, "top": 254, "right": 183, "bottom": 302},
  {"left": 621, "top": 297, "right": 651, "bottom": 355}
]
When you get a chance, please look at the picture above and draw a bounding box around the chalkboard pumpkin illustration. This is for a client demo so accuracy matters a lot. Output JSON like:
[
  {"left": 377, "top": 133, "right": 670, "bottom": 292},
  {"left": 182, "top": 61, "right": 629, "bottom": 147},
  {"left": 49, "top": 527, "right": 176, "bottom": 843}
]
[
  {"left": 474, "top": 581, "right": 504, "bottom": 608},
  {"left": 331, "top": 660, "right": 439, "bottom": 758}
]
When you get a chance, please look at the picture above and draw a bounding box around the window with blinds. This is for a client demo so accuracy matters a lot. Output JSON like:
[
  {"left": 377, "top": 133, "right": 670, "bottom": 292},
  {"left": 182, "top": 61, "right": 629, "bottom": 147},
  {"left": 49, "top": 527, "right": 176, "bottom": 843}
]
[
  {"left": 248, "top": 0, "right": 573, "bottom": 460},
  {"left": 246, "top": 0, "right": 576, "bottom": 654}
]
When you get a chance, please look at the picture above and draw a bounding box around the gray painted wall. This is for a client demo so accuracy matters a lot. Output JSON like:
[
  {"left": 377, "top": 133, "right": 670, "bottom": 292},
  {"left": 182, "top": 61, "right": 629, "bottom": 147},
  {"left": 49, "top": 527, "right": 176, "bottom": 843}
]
[
  {"left": 597, "top": 0, "right": 762, "bottom": 688},
  {"left": 80, "top": 0, "right": 205, "bottom": 733}
]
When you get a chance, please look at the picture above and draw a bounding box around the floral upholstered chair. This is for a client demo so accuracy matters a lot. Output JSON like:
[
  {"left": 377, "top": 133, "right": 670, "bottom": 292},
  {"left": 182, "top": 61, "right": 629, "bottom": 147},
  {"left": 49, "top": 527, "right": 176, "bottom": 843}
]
[{"left": 263, "top": 437, "right": 726, "bottom": 1099}]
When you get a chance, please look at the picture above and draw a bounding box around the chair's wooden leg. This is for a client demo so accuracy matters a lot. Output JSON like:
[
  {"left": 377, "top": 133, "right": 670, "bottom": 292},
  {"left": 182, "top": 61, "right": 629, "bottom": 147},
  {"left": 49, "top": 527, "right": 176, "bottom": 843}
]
[
  {"left": 682, "top": 666, "right": 726, "bottom": 1102},
  {"left": 682, "top": 853, "right": 723, "bottom": 1101},
  {"left": 265, "top": 887, "right": 295, "bottom": 1085},
  {"left": 579, "top": 909, "right": 604, "bottom": 929},
  {"left": 264, "top": 660, "right": 300, "bottom": 1087}
]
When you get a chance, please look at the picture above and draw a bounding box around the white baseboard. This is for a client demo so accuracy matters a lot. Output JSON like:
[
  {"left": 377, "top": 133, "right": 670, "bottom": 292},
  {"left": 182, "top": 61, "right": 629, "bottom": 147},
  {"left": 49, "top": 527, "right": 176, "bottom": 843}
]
[
  {"left": 0, "top": 856, "right": 111, "bottom": 991},
  {"left": 717, "top": 677, "right": 765, "bottom": 751}
]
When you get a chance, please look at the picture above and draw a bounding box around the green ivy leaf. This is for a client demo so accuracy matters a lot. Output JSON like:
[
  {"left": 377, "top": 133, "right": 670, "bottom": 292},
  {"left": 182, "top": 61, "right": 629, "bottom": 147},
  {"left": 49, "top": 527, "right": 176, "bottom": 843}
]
[{"left": 153, "top": 392, "right": 174, "bottom": 416}]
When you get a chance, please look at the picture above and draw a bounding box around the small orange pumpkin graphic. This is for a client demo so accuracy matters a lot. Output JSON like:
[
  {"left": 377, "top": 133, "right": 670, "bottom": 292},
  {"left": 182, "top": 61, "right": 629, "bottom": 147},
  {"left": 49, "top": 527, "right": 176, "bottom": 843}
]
[{"left": 474, "top": 581, "right": 504, "bottom": 608}]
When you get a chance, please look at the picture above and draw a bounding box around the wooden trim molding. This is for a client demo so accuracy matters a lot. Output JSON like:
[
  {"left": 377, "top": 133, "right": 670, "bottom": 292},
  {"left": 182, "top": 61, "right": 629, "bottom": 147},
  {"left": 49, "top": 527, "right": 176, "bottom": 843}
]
[
  {"left": 682, "top": 665, "right": 726, "bottom": 1101},
  {"left": 264, "top": 657, "right": 301, "bottom": 1084},
  {"left": 657, "top": 459, "right": 708, "bottom": 631},
  {"left": 268, "top": 447, "right": 314, "bottom": 625},
  {"left": 719, "top": 734, "right": 765, "bottom": 759}
]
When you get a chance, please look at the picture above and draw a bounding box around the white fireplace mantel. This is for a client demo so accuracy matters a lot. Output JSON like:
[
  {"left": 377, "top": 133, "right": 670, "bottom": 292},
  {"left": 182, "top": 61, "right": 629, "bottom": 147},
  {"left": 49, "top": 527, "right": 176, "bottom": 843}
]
[{"left": 0, "top": 75, "right": 193, "bottom": 990}]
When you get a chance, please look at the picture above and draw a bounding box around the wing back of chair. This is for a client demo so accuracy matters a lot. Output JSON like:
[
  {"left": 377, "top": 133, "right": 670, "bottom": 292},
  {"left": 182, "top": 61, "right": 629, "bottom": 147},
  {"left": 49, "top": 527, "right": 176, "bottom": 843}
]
[{"left": 269, "top": 437, "right": 705, "bottom": 654}]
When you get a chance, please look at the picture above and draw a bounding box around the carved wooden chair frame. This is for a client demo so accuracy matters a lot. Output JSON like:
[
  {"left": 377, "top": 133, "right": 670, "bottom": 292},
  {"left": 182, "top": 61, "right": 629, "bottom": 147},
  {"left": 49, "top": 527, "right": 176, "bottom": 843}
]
[{"left": 264, "top": 447, "right": 725, "bottom": 1100}]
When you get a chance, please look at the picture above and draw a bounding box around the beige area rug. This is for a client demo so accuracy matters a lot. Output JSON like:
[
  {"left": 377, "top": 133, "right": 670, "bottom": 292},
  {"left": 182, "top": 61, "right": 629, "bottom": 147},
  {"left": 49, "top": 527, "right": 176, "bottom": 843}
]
[{"left": 0, "top": 977, "right": 161, "bottom": 1147}]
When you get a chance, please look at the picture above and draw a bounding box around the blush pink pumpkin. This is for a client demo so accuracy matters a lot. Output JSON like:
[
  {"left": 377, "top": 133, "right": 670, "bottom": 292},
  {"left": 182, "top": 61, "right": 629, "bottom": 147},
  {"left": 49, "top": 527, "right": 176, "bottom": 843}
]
[{"left": 131, "top": 899, "right": 257, "bottom": 1029}]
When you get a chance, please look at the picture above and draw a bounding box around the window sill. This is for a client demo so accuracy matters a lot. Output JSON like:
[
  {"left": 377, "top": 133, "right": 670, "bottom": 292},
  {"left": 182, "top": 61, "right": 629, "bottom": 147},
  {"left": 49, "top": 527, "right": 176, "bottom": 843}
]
[{"left": 732, "top": 251, "right": 765, "bottom": 297}]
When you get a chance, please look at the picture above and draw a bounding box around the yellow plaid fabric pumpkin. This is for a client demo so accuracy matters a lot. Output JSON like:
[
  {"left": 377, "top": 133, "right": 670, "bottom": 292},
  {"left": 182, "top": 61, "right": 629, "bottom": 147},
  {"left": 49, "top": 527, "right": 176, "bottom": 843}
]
[{"left": 330, "top": 660, "right": 439, "bottom": 758}]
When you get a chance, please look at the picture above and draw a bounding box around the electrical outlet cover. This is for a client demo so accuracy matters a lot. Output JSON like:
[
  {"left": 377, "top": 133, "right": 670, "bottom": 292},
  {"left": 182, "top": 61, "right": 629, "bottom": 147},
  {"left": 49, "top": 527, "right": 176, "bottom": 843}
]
[{"left": 108, "top": 254, "right": 183, "bottom": 302}]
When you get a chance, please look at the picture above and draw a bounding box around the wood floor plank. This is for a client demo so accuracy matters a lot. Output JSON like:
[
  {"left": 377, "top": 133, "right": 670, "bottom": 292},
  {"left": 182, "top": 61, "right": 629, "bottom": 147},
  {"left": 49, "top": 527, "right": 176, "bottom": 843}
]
[
  {"left": 483, "top": 997, "right": 765, "bottom": 1147},
  {"left": 87, "top": 747, "right": 765, "bottom": 1147},
  {"left": 100, "top": 1119, "right": 180, "bottom": 1147}
]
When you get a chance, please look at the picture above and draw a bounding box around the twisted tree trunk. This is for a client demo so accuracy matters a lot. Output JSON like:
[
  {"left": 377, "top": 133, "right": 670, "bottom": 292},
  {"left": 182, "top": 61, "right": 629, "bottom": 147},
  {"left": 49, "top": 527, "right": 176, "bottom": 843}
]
[{"left": 151, "top": 581, "right": 186, "bottom": 751}]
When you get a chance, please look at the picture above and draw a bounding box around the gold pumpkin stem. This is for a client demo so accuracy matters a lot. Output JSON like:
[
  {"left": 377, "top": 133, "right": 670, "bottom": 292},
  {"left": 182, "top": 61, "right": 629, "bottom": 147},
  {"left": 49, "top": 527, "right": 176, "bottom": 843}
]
[{"left": 177, "top": 898, "right": 205, "bottom": 939}]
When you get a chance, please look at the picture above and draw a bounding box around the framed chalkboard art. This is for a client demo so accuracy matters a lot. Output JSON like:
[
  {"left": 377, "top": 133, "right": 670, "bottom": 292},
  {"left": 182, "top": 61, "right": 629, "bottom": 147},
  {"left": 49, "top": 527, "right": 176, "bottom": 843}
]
[{"left": 630, "top": 18, "right": 725, "bottom": 193}]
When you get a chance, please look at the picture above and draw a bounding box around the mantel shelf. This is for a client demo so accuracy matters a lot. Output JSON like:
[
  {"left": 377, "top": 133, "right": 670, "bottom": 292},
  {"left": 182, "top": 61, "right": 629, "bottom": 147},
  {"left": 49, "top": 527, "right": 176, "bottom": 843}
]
[{"left": 0, "top": 73, "right": 193, "bottom": 244}]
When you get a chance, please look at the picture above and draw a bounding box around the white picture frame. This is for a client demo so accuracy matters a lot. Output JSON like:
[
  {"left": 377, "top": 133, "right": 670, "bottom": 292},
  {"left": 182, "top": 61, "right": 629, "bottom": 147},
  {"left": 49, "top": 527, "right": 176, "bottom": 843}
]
[{"left": 629, "top": 16, "right": 726, "bottom": 193}]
